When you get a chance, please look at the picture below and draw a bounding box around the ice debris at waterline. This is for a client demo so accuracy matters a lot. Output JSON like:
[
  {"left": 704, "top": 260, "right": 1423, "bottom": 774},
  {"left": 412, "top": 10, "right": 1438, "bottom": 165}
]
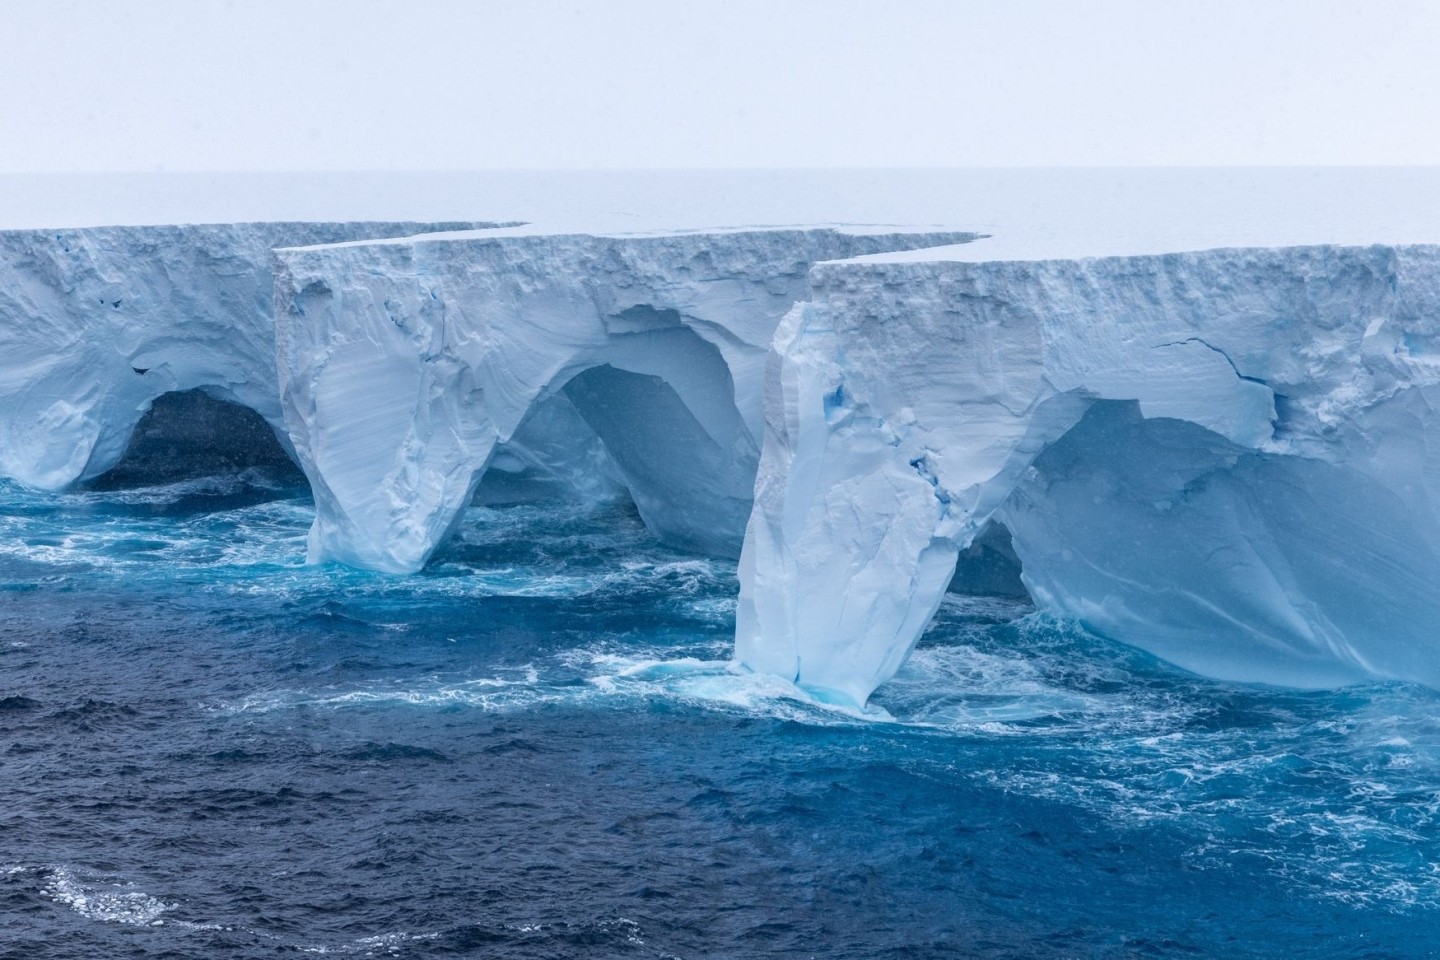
[{"left": 4, "top": 220, "right": 1440, "bottom": 707}]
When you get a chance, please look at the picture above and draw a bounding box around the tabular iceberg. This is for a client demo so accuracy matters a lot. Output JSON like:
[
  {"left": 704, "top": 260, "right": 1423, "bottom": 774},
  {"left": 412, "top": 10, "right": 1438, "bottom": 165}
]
[
  {"left": 7, "top": 209, "right": 1439, "bottom": 706},
  {"left": 0, "top": 221, "right": 495, "bottom": 490},
  {"left": 736, "top": 243, "right": 1440, "bottom": 705},
  {"left": 272, "top": 227, "right": 974, "bottom": 574}
]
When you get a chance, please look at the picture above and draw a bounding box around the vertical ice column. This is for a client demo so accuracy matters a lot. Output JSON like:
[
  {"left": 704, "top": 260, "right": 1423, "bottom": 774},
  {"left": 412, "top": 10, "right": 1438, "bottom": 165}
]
[
  {"left": 734, "top": 285, "right": 1078, "bottom": 705},
  {"left": 734, "top": 392, "right": 966, "bottom": 705},
  {"left": 276, "top": 253, "right": 506, "bottom": 574},
  {"left": 734, "top": 252, "right": 1291, "bottom": 706}
]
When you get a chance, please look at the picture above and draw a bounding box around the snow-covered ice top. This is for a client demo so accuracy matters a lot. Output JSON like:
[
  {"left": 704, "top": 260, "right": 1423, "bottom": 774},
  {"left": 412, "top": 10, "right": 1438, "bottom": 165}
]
[{"left": 6, "top": 168, "right": 1439, "bottom": 257}]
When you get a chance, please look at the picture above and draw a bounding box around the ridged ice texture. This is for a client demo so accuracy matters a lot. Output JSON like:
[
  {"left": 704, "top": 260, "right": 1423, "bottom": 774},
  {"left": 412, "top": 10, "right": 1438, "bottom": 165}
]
[
  {"left": 737, "top": 244, "right": 1440, "bottom": 705},
  {"left": 0, "top": 222, "right": 496, "bottom": 490},
  {"left": 273, "top": 227, "right": 975, "bottom": 573}
]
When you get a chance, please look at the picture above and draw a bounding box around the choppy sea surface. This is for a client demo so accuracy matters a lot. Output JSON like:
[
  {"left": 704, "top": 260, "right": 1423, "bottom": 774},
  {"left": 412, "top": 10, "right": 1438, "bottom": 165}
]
[{"left": 3, "top": 470, "right": 1439, "bottom": 959}]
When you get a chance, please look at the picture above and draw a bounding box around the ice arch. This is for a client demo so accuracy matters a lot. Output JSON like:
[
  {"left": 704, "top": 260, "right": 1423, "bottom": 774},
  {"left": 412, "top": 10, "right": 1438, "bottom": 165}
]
[
  {"left": 945, "top": 520, "right": 1028, "bottom": 601},
  {"left": 273, "top": 226, "right": 975, "bottom": 573},
  {"left": 736, "top": 243, "right": 1440, "bottom": 705},
  {"left": 564, "top": 349, "right": 754, "bottom": 557},
  {"left": 0, "top": 221, "right": 497, "bottom": 491},
  {"left": 472, "top": 393, "right": 626, "bottom": 506},
  {"left": 999, "top": 400, "right": 1440, "bottom": 688}
]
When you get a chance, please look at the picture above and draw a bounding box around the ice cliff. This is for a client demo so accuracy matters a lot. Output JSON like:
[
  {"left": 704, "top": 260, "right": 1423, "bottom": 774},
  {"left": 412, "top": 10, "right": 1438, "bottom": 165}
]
[
  {"left": 736, "top": 243, "right": 1440, "bottom": 705},
  {"left": 8, "top": 210, "right": 1440, "bottom": 705},
  {"left": 272, "top": 227, "right": 975, "bottom": 573},
  {"left": 0, "top": 222, "right": 494, "bottom": 489}
]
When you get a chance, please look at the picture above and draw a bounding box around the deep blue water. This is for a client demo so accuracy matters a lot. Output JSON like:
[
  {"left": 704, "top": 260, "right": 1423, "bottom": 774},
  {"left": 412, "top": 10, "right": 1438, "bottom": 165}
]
[{"left": 3, "top": 471, "right": 1439, "bottom": 959}]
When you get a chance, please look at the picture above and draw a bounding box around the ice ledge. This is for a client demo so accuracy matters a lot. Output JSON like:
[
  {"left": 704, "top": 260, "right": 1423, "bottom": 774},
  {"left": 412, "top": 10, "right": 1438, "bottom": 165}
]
[
  {"left": 736, "top": 242, "right": 1440, "bottom": 705},
  {"left": 274, "top": 221, "right": 973, "bottom": 252}
]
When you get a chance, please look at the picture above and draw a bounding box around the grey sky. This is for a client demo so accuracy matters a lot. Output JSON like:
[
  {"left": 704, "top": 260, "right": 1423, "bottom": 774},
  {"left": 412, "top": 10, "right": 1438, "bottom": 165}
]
[{"left": 2, "top": 0, "right": 1437, "bottom": 172}]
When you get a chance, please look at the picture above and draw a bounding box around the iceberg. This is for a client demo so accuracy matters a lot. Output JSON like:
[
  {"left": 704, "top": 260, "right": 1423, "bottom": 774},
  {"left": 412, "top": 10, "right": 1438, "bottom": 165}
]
[
  {"left": 271, "top": 226, "right": 974, "bottom": 573},
  {"left": 736, "top": 243, "right": 1440, "bottom": 705},
  {"left": 6, "top": 193, "right": 1439, "bottom": 706},
  {"left": 0, "top": 221, "right": 497, "bottom": 490}
]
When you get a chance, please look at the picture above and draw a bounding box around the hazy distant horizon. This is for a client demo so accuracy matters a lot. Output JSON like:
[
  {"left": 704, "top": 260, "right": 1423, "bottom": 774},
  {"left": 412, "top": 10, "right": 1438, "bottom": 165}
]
[
  {"left": 4, "top": 167, "right": 1440, "bottom": 262},
  {"left": 4, "top": 1, "right": 1439, "bottom": 173}
]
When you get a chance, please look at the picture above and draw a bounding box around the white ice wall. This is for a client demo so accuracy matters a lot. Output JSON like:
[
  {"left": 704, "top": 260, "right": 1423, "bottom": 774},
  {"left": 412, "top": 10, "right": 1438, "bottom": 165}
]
[
  {"left": 14, "top": 218, "right": 1429, "bottom": 706},
  {"left": 737, "top": 244, "right": 1440, "bottom": 704},
  {"left": 273, "top": 227, "right": 974, "bottom": 573},
  {"left": 0, "top": 222, "right": 493, "bottom": 490}
]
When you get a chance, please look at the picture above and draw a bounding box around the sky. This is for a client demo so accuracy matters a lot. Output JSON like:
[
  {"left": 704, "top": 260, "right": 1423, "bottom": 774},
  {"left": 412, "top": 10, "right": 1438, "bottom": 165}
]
[{"left": 1, "top": 0, "right": 1438, "bottom": 173}]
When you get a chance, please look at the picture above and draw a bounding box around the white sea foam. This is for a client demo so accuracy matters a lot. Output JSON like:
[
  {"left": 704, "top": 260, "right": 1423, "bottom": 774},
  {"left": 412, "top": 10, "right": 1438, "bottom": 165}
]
[
  {"left": 300, "top": 930, "right": 440, "bottom": 955},
  {"left": 213, "top": 636, "right": 1440, "bottom": 912},
  {"left": 222, "top": 646, "right": 895, "bottom": 727},
  {"left": 40, "top": 866, "right": 174, "bottom": 926}
]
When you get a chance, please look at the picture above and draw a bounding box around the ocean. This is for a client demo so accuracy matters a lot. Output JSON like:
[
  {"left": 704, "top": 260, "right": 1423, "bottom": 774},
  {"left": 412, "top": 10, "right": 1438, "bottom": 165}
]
[{"left": 4, "top": 465, "right": 1438, "bottom": 958}]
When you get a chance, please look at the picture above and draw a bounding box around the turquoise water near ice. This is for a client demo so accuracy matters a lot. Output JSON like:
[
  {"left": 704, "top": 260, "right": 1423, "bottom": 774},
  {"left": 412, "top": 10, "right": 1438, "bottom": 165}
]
[{"left": 3, "top": 470, "right": 1439, "bottom": 958}]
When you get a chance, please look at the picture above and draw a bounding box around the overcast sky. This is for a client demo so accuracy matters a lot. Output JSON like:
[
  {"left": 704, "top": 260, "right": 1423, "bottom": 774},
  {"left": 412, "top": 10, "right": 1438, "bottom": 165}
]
[{"left": 2, "top": 0, "right": 1437, "bottom": 172}]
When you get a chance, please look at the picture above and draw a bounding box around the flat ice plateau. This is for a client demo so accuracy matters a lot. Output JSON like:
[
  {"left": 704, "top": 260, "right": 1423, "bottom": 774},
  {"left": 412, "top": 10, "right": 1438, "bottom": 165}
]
[{"left": 4, "top": 169, "right": 1440, "bottom": 704}]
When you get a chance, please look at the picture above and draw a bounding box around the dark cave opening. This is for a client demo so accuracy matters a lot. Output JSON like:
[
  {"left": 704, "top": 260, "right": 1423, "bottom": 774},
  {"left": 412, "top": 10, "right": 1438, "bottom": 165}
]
[
  {"left": 947, "top": 519, "right": 1030, "bottom": 601},
  {"left": 87, "top": 390, "right": 304, "bottom": 490}
]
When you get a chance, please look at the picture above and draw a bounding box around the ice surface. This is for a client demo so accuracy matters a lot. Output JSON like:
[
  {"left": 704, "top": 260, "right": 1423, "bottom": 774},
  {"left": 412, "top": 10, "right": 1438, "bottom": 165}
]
[
  {"left": 5, "top": 168, "right": 1440, "bottom": 255},
  {"left": 736, "top": 243, "right": 1440, "bottom": 704},
  {"left": 272, "top": 226, "right": 974, "bottom": 573}
]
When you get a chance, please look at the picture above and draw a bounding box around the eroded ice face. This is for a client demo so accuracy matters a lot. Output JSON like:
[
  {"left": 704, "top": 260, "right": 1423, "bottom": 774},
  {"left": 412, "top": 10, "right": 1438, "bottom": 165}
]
[
  {"left": 9, "top": 215, "right": 1440, "bottom": 708},
  {"left": 270, "top": 226, "right": 974, "bottom": 574},
  {"left": 0, "top": 220, "right": 499, "bottom": 491},
  {"left": 737, "top": 243, "right": 1440, "bottom": 704}
]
